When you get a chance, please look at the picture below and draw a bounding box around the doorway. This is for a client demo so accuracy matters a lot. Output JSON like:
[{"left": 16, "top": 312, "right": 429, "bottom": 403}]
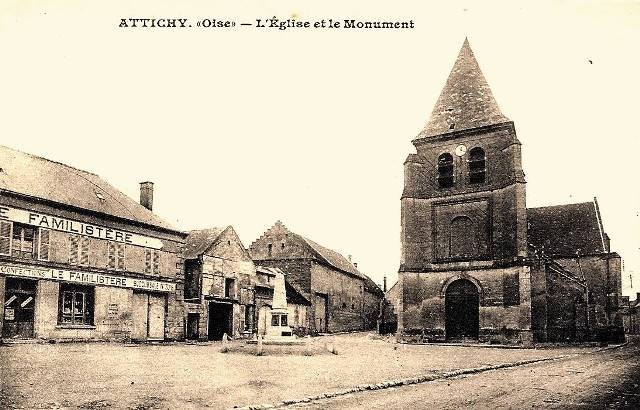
[
  {"left": 208, "top": 302, "right": 232, "bottom": 341},
  {"left": 445, "top": 279, "right": 479, "bottom": 340},
  {"left": 132, "top": 292, "right": 166, "bottom": 341},
  {"left": 186, "top": 313, "right": 200, "bottom": 340},
  {"left": 314, "top": 293, "right": 328, "bottom": 333},
  {"left": 2, "top": 278, "right": 36, "bottom": 339}
]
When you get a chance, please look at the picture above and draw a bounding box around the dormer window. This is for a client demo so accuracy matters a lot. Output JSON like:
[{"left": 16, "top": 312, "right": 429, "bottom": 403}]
[
  {"left": 437, "top": 153, "right": 454, "bottom": 188},
  {"left": 468, "top": 147, "right": 486, "bottom": 184}
]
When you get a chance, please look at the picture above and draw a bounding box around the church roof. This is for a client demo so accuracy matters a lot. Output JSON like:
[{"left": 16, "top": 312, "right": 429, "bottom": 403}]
[
  {"left": 527, "top": 201, "right": 608, "bottom": 257},
  {"left": 0, "top": 144, "right": 179, "bottom": 232},
  {"left": 418, "top": 38, "right": 510, "bottom": 139}
]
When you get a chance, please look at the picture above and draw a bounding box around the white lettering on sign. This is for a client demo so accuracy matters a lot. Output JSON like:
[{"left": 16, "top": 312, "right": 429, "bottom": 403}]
[
  {"left": 0, "top": 263, "right": 176, "bottom": 293},
  {"left": 0, "top": 205, "right": 163, "bottom": 249}
]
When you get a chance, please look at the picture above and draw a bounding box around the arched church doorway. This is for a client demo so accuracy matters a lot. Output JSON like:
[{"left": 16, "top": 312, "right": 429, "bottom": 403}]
[{"left": 445, "top": 279, "right": 479, "bottom": 340}]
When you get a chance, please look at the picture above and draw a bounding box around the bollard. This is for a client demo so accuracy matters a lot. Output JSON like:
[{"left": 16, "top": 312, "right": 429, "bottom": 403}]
[{"left": 257, "top": 333, "right": 263, "bottom": 355}]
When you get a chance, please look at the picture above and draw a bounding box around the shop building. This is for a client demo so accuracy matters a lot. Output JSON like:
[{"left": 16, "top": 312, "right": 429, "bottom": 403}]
[{"left": 0, "top": 145, "right": 187, "bottom": 342}]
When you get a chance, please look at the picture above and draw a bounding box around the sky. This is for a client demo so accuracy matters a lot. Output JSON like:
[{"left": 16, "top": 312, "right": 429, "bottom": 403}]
[{"left": 1, "top": 0, "right": 639, "bottom": 296}]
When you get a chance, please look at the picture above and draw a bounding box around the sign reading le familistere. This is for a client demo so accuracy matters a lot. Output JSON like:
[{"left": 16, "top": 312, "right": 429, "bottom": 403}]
[
  {"left": 0, "top": 205, "right": 163, "bottom": 249},
  {"left": 0, "top": 263, "right": 176, "bottom": 293}
]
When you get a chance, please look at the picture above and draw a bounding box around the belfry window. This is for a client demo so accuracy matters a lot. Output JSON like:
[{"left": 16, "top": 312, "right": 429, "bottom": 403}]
[
  {"left": 437, "top": 153, "right": 454, "bottom": 188},
  {"left": 468, "top": 147, "right": 486, "bottom": 184}
]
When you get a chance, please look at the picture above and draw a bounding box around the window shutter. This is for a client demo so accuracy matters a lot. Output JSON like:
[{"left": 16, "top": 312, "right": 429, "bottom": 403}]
[
  {"left": 38, "top": 229, "right": 50, "bottom": 261},
  {"left": 107, "top": 241, "right": 116, "bottom": 269},
  {"left": 0, "top": 221, "right": 12, "bottom": 256},
  {"left": 117, "top": 243, "right": 125, "bottom": 270},
  {"left": 80, "top": 236, "right": 90, "bottom": 265},
  {"left": 69, "top": 234, "right": 79, "bottom": 264},
  {"left": 145, "top": 249, "right": 152, "bottom": 274},
  {"left": 152, "top": 250, "right": 160, "bottom": 275}
]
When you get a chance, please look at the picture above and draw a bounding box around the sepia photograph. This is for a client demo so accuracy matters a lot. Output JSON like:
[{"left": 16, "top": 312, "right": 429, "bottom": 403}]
[{"left": 0, "top": 1, "right": 639, "bottom": 409}]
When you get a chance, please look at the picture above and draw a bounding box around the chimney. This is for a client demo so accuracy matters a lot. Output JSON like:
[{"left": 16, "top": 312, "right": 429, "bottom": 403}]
[
  {"left": 383, "top": 276, "right": 387, "bottom": 292},
  {"left": 139, "top": 181, "right": 154, "bottom": 211}
]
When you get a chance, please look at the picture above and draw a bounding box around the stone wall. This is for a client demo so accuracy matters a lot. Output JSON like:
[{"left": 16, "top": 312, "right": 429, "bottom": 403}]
[
  {"left": 399, "top": 265, "right": 532, "bottom": 344},
  {"left": 310, "top": 262, "right": 364, "bottom": 333}
]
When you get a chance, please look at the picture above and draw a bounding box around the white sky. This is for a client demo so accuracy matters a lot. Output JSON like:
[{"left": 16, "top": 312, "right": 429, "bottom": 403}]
[{"left": 2, "top": 1, "right": 639, "bottom": 296}]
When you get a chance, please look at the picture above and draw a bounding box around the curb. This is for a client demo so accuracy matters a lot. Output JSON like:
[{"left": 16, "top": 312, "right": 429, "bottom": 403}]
[{"left": 231, "top": 354, "right": 573, "bottom": 409}]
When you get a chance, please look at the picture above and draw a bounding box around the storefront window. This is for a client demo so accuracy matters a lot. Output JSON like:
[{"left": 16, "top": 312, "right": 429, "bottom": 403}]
[
  {"left": 58, "top": 284, "right": 94, "bottom": 326},
  {"left": 12, "top": 223, "right": 36, "bottom": 259}
]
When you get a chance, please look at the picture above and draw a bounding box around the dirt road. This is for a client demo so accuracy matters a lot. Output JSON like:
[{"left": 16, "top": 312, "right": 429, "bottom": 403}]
[{"left": 296, "top": 339, "right": 640, "bottom": 409}]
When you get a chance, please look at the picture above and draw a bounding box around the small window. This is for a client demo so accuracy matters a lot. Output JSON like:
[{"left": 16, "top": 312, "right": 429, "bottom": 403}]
[
  {"left": 271, "top": 314, "right": 280, "bottom": 327},
  {"left": 280, "top": 314, "right": 288, "bottom": 327},
  {"left": 12, "top": 223, "right": 36, "bottom": 260},
  {"left": 437, "top": 153, "right": 454, "bottom": 188},
  {"left": 468, "top": 147, "right": 486, "bottom": 184},
  {"left": 225, "top": 278, "right": 235, "bottom": 298},
  {"left": 267, "top": 244, "right": 273, "bottom": 257},
  {"left": 58, "top": 283, "right": 94, "bottom": 326}
]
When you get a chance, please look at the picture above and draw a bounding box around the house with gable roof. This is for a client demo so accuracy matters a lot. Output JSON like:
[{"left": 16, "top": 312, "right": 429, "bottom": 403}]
[
  {"left": 0, "top": 145, "right": 187, "bottom": 342},
  {"left": 249, "top": 221, "right": 383, "bottom": 334},
  {"left": 182, "top": 226, "right": 258, "bottom": 341}
]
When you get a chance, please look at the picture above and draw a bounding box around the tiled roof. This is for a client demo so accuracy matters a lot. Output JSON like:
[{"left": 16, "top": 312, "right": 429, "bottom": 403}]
[
  {"left": 527, "top": 201, "right": 607, "bottom": 257},
  {"left": 418, "top": 38, "right": 510, "bottom": 139},
  {"left": 298, "top": 235, "right": 364, "bottom": 279},
  {"left": 285, "top": 280, "right": 311, "bottom": 306},
  {"left": 183, "top": 227, "right": 226, "bottom": 259},
  {"left": 0, "top": 144, "right": 178, "bottom": 231},
  {"left": 363, "top": 275, "right": 384, "bottom": 297}
]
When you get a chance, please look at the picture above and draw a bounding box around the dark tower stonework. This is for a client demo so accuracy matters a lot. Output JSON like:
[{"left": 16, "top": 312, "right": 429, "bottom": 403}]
[{"left": 398, "top": 39, "right": 533, "bottom": 344}]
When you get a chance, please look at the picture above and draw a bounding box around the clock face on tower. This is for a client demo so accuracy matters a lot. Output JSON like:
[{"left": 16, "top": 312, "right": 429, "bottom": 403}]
[{"left": 455, "top": 144, "right": 467, "bottom": 157}]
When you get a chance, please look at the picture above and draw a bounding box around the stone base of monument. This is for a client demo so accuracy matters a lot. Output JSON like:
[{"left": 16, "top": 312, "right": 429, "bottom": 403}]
[{"left": 247, "top": 336, "right": 305, "bottom": 345}]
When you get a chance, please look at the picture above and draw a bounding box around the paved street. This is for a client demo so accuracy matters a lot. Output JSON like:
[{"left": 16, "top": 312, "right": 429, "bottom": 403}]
[
  {"left": 297, "top": 338, "right": 640, "bottom": 410},
  {"left": 0, "top": 333, "right": 635, "bottom": 409}
]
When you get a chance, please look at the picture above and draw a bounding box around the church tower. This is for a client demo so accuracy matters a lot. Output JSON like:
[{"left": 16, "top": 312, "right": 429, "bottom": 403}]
[{"left": 398, "top": 39, "right": 531, "bottom": 344}]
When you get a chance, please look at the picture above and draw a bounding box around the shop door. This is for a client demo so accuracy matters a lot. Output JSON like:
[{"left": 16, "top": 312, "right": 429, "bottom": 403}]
[
  {"left": 132, "top": 292, "right": 166, "bottom": 341},
  {"left": 2, "top": 278, "right": 36, "bottom": 339},
  {"left": 147, "top": 294, "right": 166, "bottom": 340},
  {"left": 132, "top": 292, "right": 149, "bottom": 341},
  {"left": 314, "top": 293, "right": 327, "bottom": 333}
]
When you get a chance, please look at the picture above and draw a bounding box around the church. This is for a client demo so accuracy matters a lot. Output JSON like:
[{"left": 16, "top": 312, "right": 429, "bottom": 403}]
[{"left": 397, "top": 39, "right": 624, "bottom": 344}]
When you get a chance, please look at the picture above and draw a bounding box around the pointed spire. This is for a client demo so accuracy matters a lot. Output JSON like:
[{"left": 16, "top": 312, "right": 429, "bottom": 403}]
[{"left": 418, "top": 38, "right": 509, "bottom": 139}]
